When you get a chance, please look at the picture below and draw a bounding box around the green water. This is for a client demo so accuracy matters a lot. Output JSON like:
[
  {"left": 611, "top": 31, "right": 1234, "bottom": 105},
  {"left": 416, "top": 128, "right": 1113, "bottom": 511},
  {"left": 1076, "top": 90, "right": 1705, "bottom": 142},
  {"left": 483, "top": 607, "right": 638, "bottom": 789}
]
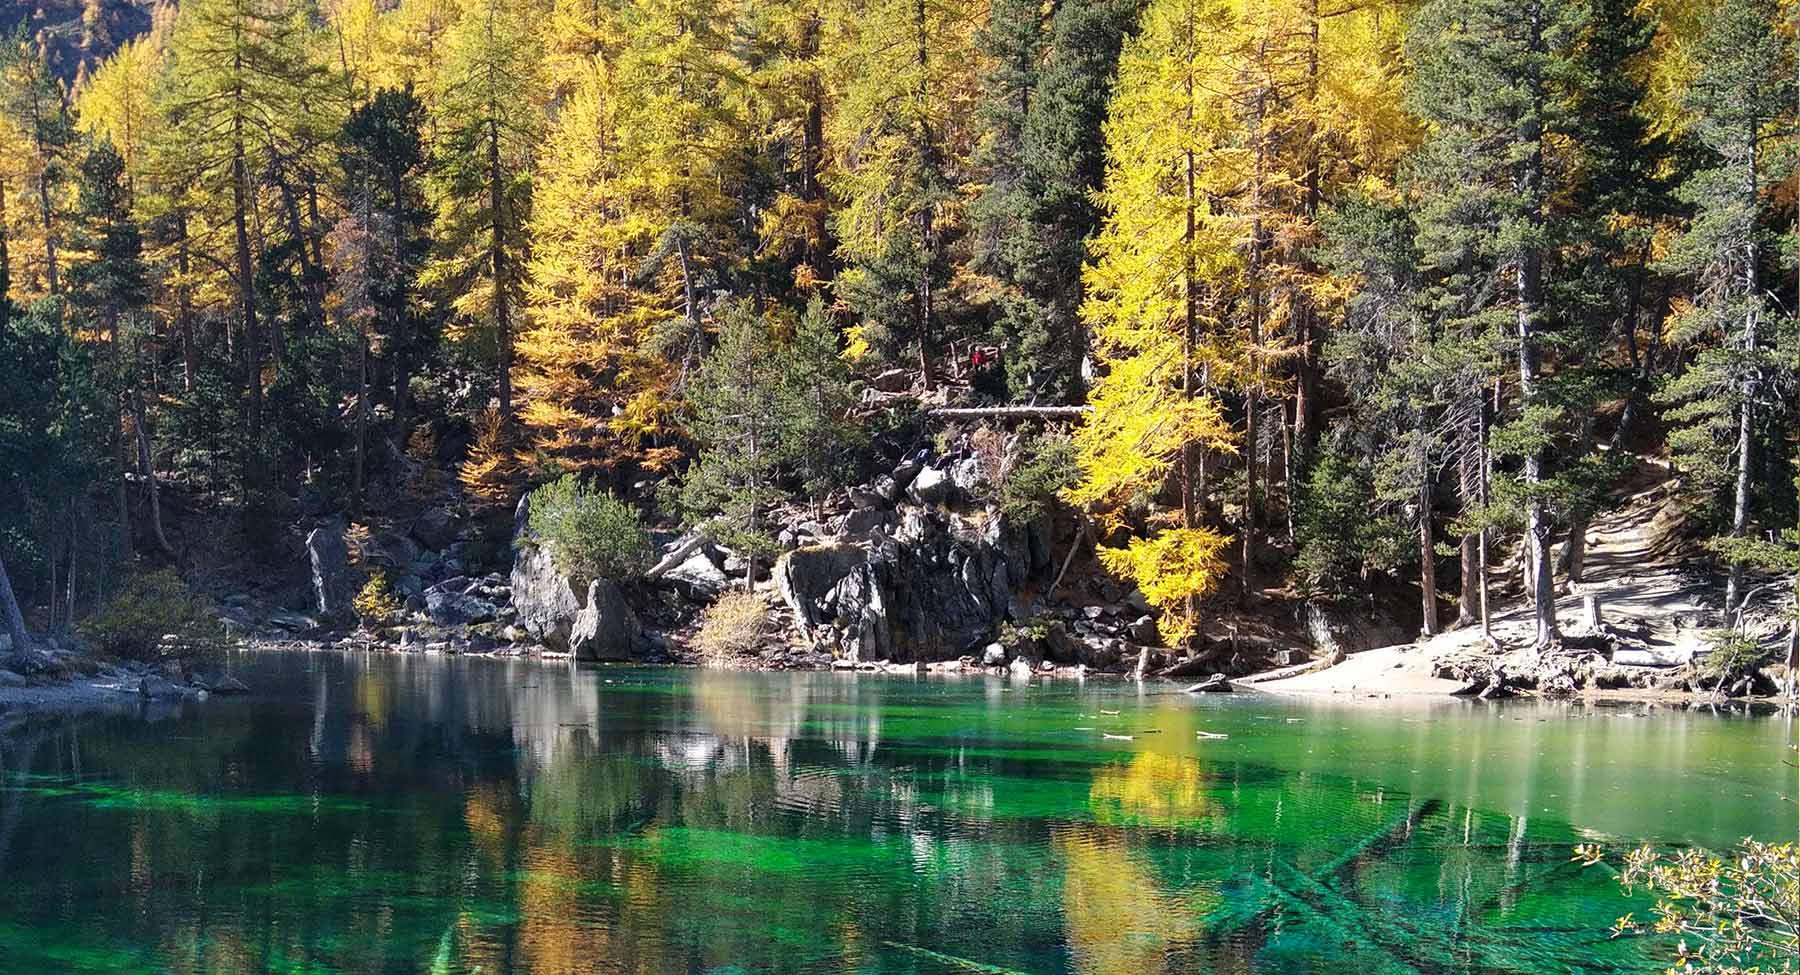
[{"left": 0, "top": 651, "right": 1792, "bottom": 974}]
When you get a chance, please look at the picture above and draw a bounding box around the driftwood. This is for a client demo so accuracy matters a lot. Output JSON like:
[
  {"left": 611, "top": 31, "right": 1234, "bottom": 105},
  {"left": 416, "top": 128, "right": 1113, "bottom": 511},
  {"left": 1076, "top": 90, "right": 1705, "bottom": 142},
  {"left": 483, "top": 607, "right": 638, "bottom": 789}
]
[{"left": 645, "top": 531, "right": 710, "bottom": 580}]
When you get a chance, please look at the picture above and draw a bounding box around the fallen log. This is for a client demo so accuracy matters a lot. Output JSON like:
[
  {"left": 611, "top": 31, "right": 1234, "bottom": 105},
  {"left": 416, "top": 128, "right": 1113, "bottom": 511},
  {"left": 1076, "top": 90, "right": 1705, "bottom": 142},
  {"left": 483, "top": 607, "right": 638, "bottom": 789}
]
[{"left": 927, "top": 406, "right": 1092, "bottom": 421}]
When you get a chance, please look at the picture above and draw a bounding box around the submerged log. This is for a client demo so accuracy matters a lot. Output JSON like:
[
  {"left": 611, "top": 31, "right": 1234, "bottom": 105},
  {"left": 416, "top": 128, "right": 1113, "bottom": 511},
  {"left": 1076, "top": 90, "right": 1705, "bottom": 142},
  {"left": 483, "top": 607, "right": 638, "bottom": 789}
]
[{"left": 1209, "top": 799, "right": 1441, "bottom": 938}]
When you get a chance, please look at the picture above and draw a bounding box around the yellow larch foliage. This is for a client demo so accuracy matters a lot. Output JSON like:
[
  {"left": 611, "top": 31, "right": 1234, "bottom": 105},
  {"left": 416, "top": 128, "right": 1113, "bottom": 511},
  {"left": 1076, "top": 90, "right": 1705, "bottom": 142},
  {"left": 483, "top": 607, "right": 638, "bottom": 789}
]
[
  {"left": 518, "top": 57, "right": 676, "bottom": 473},
  {"left": 1097, "top": 528, "right": 1232, "bottom": 645}
]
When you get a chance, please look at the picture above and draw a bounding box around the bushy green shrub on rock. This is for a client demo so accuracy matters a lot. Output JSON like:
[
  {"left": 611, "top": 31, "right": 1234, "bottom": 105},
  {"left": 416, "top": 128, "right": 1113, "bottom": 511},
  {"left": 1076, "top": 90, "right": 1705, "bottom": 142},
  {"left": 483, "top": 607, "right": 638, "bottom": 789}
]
[{"left": 526, "top": 475, "right": 652, "bottom": 580}]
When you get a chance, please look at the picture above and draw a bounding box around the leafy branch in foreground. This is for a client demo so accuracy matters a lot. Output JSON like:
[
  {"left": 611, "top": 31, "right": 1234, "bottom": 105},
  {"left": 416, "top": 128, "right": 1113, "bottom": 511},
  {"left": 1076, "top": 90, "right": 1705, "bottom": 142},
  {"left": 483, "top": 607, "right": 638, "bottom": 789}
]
[{"left": 1576, "top": 840, "right": 1800, "bottom": 973}]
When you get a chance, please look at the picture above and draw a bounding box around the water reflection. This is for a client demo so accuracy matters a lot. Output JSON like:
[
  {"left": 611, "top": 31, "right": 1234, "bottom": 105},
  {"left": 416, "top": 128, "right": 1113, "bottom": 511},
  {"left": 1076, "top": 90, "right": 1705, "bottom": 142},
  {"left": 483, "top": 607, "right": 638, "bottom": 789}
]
[{"left": 0, "top": 650, "right": 1786, "bottom": 973}]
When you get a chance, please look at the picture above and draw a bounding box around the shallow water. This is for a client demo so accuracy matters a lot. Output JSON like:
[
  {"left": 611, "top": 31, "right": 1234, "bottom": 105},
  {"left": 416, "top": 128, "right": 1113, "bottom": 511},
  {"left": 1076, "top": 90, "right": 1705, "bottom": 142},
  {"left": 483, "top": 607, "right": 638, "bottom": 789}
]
[{"left": 0, "top": 650, "right": 1792, "bottom": 974}]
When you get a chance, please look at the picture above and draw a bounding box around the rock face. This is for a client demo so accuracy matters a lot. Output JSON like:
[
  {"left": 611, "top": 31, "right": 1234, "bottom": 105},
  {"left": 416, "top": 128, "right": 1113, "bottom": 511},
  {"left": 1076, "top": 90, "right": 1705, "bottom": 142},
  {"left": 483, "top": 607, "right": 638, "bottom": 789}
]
[
  {"left": 570, "top": 579, "right": 640, "bottom": 661},
  {"left": 306, "top": 520, "right": 352, "bottom": 621},
  {"left": 773, "top": 508, "right": 1051, "bottom": 662},
  {"left": 664, "top": 552, "right": 731, "bottom": 601},
  {"left": 510, "top": 496, "right": 582, "bottom": 648}
]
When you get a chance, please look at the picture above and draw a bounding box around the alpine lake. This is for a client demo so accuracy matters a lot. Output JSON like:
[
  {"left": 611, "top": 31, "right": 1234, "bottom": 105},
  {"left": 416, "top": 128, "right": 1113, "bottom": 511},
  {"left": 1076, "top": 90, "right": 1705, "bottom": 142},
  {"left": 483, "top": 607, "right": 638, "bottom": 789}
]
[{"left": 0, "top": 649, "right": 1791, "bottom": 974}]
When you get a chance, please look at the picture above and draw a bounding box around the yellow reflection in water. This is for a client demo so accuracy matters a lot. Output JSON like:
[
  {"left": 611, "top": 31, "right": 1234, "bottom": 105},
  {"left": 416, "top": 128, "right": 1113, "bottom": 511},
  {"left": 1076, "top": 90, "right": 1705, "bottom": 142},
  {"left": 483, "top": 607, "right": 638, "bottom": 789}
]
[
  {"left": 1056, "top": 826, "right": 1209, "bottom": 975},
  {"left": 1088, "top": 751, "right": 1223, "bottom": 830}
]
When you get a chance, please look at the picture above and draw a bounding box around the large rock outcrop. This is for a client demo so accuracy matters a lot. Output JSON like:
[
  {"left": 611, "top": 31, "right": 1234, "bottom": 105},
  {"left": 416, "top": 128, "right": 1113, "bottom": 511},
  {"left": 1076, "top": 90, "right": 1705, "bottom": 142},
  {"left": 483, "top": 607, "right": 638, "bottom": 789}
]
[
  {"left": 306, "top": 519, "right": 351, "bottom": 621},
  {"left": 774, "top": 507, "right": 1051, "bottom": 662},
  {"left": 570, "top": 579, "right": 641, "bottom": 661},
  {"left": 509, "top": 495, "right": 641, "bottom": 657}
]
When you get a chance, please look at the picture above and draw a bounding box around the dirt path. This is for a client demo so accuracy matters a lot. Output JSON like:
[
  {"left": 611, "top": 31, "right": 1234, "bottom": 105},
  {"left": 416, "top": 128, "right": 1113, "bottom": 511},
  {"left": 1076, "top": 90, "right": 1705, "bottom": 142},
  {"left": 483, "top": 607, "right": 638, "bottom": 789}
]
[{"left": 1255, "top": 464, "right": 1726, "bottom": 697}]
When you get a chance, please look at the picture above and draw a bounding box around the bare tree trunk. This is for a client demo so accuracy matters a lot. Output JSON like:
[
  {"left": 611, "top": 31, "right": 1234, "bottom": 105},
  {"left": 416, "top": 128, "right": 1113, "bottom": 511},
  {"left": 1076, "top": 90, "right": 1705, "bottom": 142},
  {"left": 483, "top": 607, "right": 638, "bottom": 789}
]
[
  {"left": 0, "top": 554, "right": 29, "bottom": 656},
  {"left": 1517, "top": 0, "right": 1557, "bottom": 648},
  {"left": 1419, "top": 448, "right": 1439, "bottom": 637},
  {"left": 130, "top": 377, "right": 174, "bottom": 557}
]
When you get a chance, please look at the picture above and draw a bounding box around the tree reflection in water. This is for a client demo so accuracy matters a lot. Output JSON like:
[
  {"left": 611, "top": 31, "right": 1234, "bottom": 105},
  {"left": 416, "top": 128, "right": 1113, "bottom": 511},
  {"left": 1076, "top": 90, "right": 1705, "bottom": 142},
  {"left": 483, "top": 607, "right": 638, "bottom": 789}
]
[{"left": 0, "top": 650, "right": 1780, "bottom": 973}]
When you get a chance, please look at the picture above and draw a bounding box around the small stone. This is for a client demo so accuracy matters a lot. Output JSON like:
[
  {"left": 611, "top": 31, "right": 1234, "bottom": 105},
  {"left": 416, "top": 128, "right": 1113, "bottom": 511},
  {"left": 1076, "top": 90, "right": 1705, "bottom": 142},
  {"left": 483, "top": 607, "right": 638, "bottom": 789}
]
[{"left": 982, "top": 643, "right": 1007, "bottom": 667}]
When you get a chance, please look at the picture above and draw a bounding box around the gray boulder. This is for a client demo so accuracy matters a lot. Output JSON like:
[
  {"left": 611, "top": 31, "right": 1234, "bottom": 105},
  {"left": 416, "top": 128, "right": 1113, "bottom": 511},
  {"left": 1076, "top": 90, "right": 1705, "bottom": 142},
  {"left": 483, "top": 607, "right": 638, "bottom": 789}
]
[
  {"left": 908, "top": 466, "right": 952, "bottom": 505},
  {"left": 138, "top": 675, "right": 191, "bottom": 700},
  {"left": 570, "top": 579, "right": 641, "bottom": 661},
  {"left": 305, "top": 520, "right": 352, "bottom": 621},
  {"left": 664, "top": 552, "right": 731, "bottom": 601},
  {"left": 411, "top": 507, "right": 458, "bottom": 551},
  {"left": 425, "top": 589, "right": 498, "bottom": 626},
  {"left": 872, "top": 474, "right": 902, "bottom": 503},
  {"left": 1128, "top": 615, "right": 1160, "bottom": 645},
  {"left": 981, "top": 642, "right": 1007, "bottom": 667},
  {"left": 891, "top": 459, "right": 924, "bottom": 489},
  {"left": 510, "top": 495, "right": 584, "bottom": 649},
  {"left": 948, "top": 458, "right": 985, "bottom": 495},
  {"left": 775, "top": 545, "right": 869, "bottom": 627}
]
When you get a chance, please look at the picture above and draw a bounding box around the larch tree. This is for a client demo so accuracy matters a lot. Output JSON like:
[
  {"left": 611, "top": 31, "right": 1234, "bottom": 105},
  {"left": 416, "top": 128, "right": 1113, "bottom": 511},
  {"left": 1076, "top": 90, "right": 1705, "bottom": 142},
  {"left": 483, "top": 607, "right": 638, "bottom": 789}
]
[
  {"left": 825, "top": 0, "right": 982, "bottom": 392},
  {"left": 157, "top": 0, "right": 332, "bottom": 438},
  {"left": 611, "top": 0, "right": 754, "bottom": 374},
  {"left": 0, "top": 33, "right": 78, "bottom": 304},
  {"left": 518, "top": 42, "right": 679, "bottom": 473},
  {"left": 1070, "top": 0, "right": 1243, "bottom": 650}
]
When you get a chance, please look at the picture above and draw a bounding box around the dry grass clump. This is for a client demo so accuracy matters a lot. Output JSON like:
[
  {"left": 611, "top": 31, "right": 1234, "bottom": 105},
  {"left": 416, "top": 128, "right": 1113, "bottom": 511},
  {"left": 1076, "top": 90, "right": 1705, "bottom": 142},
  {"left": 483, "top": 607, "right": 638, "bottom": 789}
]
[{"left": 693, "top": 591, "right": 769, "bottom": 663}]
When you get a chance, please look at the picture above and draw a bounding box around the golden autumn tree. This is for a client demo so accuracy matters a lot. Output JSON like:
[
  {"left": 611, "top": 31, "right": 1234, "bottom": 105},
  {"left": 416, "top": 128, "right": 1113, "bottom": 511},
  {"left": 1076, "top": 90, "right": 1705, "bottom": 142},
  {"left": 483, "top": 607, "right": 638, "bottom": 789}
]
[
  {"left": 516, "top": 10, "right": 679, "bottom": 475},
  {"left": 1068, "top": 0, "right": 1243, "bottom": 648}
]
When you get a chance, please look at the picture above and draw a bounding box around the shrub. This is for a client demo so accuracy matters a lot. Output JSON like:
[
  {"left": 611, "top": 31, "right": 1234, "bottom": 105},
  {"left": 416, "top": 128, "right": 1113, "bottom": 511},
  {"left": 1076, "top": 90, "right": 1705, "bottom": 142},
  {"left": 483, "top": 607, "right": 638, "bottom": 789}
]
[
  {"left": 1701, "top": 629, "right": 1767, "bottom": 683},
  {"left": 354, "top": 572, "right": 403, "bottom": 626},
  {"left": 998, "top": 432, "right": 1079, "bottom": 522},
  {"left": 1577, "top": 840, "right": 1800, "bottom": 974},
  {"left": 693, "top": 591, "right": 768, "bottom": 664},
  {"left": 80, "top": 569, "right": 215, "bottom": 661},
  {"left": 527, "top": 474, "right": 653, "bottom": 580}
]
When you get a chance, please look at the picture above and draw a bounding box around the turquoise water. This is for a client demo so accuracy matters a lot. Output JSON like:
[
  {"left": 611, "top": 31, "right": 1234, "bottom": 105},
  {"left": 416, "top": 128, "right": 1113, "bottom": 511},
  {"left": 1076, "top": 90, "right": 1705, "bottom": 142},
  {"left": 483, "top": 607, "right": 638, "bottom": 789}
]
[{"left": 0, "top": 650, "right": 1792, "bottom": 973}]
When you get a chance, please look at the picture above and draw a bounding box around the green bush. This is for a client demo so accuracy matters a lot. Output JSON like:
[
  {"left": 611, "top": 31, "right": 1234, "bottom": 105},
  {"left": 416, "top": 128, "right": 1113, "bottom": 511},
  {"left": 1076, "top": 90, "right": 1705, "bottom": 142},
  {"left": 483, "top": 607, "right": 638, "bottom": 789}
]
[
  {"left": 80, "top": 569, "right": 215, "bottom": 661},
  {"left": 1701, "top": 629, "right": 1766, "bottom": 682},
  {"left": 527, "top": 475, "right": 653, "bottom": 580},
  {"left": 997, "top": 432, "right": 1079, "bottom": 522}
]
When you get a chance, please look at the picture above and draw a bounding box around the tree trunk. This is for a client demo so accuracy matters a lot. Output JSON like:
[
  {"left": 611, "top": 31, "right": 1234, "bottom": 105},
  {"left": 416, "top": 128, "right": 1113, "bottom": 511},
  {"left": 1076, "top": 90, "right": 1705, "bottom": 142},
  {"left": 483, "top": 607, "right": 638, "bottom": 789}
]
[
  {"left": 1419, "top": 450, "right": 1439, "bottom": 637},
  {"left": 130, "top": 376, "right": 174, "bottom": 557},
  {"left": 1243, "top": 91, "right": 1266, "bottom": 604},
  {"left": 1292, "top": 0, "right": 1322, "bottom": 465},
  {"left": 175, "top": 212, "right": 196, "bottom": 393},
  {"left": 109, "top": 312, "right": 131, "bottom": 558},
  {"left": 489, "top": 117, "right": 512, "bottom": 423},
  {"left": 912, "top": 0, "right": 936, "bottom": 394},
  {"left": 277, "top": 172, "right": 326, "bottom": 343},
  {"left": 0, "top": 176, "right": 11, "bottom": 300},
  {"left": 353, "top": 327, "right": 369, "bottom": 520},
  {"left": 1517, "top": 0, "right": 1557, "bottom": 648},
  {"left": 1724, "top": 130, "right": 1760, "bottom": 614},
  {"left": 232, "top": 136, "right": 262, "bottom": 437}
]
